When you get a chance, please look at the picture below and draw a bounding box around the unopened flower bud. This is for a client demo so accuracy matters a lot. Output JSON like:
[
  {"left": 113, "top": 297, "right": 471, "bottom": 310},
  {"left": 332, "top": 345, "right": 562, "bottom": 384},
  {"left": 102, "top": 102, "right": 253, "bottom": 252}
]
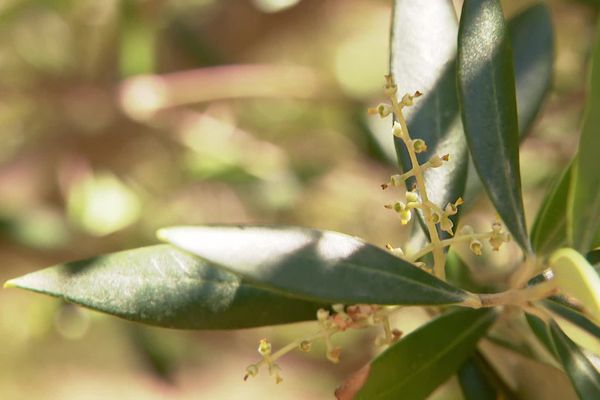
[
  {"left": 269, "top": 363, "right": 283, "bottom": 384},
  {"left": 299, "top": 340, "right": 312, "bottom": 352},
  {"left": 440, "top": 215, "right": 454, "bottom": 235},
  {"left": 428, "top": 154, "right": 444, "bottom": 168},
  {"left": 384, "top": 75, "right": 397, "bottom": 95},
  {"left": 413, "top": 139, "right": 427, "bottom": 153},
  {"left": 489, "top": 236, "right": 503, "bottom": 251},
  {"left": 393, "top": 201, "right": 406, "bottom": 213},
  {"left": 368, "top": 103, "right": 392, "bottom": 118},
  {"left": 390, "top": 175, "right": 402, "bottom": 187},
  {"left": 258, "top": 339, "right": 272, "bottom": 356},
  {"left": 399, "top": 209, "right": 412, "bottom": 225},
  {"left": 392, "top": 329, "right": 403, "bottom": 341},
  {"left": 317, "top": 308, "right": 330, "bottom": 321},
  {"left": 470, "top": 239, "right": 483, "bottom": 256},
  {"left": 244, "top": 364, "right": 259, "bottom": 381},
  {"left": 445, "top": 197, "right": 463, "bottom": 216},
  {"left": 489, "top": 225, "right": 511, "bottom": 251},
  {"left": 406, "top": 191, "right": 419, "bottom": 203},
  {"left": 492, "top": 221, "right": 502, "bottom": 233},
  {"left": 327, "top": 347, "right": 342, "bottom": 364},
  {"left": 401, "top": 93, "right": 414, "bottom": 107},
  {"left": 392, "top": 121, "right": 403, "bottom": 138}
]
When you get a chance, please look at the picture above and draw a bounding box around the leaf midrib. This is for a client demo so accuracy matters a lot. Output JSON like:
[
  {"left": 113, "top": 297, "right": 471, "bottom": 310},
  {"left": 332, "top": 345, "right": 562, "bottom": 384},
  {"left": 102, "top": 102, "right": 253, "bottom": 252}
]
[{"left": 211, "top": 252, "right": 467, "bottom": 303}]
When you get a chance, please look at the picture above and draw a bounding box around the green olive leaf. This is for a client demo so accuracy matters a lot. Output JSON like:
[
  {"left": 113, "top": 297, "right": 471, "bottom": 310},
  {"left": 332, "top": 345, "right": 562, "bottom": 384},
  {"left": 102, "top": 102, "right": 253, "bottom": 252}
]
[
  {"left": 158, "top": 225, "right": 475, "bottom": 306},
  {"left": 4, "top": 244, "right": 326, "bottom": 329},
  {"left": 457, "top": 0, "right": 531, "bottom": 253}
]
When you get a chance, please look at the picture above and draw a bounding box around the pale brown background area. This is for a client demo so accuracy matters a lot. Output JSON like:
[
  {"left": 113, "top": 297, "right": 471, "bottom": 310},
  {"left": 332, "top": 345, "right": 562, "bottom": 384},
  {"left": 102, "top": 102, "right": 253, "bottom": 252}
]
[{"left": 0, "top": 0, "right": 596, "bottom": 398}]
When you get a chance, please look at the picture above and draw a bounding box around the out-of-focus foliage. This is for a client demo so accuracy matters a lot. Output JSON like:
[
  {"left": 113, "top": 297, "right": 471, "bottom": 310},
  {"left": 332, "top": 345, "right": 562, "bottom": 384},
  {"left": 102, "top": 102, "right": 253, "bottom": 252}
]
[{"left": 0, "top": 0, "right": 597, "bottom": 399}]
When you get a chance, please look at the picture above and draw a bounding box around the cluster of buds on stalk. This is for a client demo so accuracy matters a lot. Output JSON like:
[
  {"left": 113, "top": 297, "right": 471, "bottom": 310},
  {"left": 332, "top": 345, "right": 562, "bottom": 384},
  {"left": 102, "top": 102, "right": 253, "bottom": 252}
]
[
  {"left": 244, "top": 75, "right": 514, "bottom": 385},
  {"left": 463, "top": 222, "right": 511, "bottom": 256},
  {"left": 244, "top": 304, "right": 401, "bottom": 383},
  {"left": 372, "top": 74, "right": 511, "bottom": 278}
]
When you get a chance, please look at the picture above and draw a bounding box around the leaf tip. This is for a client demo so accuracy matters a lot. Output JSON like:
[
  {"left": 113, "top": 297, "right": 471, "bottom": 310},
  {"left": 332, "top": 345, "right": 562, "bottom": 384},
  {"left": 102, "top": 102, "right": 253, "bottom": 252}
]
[
  {"left": 156, "top": 228, "right": 170, "bottom": 242},
  {"left": 3, "top": 279, "right": 18, "bottom": 289}
]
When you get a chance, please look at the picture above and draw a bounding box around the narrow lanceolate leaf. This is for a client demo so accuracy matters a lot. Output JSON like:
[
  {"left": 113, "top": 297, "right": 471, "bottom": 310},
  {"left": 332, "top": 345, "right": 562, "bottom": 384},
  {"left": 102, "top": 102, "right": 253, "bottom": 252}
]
[
  {"left": 390, "top": 0, "right": 467, "bottom": 239},
  {"left": 158, "top": 226, "right": 473, "bottom": 306},
  {"left": 458, "top": 356, "right": 499, "bottom": 400},
  {"left": 569, "top": 24, "right": 600, "bottom": 252},
  {"left": 4, "top": 245, "right": 325, "bottom": 329},
  {"left": 509, "top": 3, "right": 554, "bottom": 138},
  {"left": 531, "top": 162, "right": 573, "bottom": 256},
  {"left": 458, "top": 352, "right": 517, "bottom": 400},
  {"left": 550, "top": 320, "right": 600, "bottom": 399},
  {"left": 549, "top": 248, "right": 600, "bottom": 325},
  {"left": 458, "top": 0, "right": 531, "bottom": 253},
  {"left": 527, "top": 314, "right": 600, "bottom": 400},
  {"left": 543, "top": 299, "right": 600, "bottom": 341},
  {"left": 343, "top": 309, "right": 497, "bottom": 400}
]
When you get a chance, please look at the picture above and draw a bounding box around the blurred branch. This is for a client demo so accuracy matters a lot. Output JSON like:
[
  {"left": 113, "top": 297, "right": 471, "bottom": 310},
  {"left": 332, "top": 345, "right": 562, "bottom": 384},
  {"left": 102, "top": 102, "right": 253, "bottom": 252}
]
[{"left": 118, "top": 64, "right": 333, "bottom": 121}]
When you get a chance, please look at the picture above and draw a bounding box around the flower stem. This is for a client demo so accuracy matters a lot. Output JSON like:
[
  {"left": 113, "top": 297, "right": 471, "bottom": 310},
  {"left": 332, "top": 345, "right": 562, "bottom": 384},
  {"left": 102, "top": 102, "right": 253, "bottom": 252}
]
[
  {"left": 389, "top": 96, "right": 446, "bottom": 279},
  {"left": 408, "top": 232, "right": 494, "bottom": 262}
]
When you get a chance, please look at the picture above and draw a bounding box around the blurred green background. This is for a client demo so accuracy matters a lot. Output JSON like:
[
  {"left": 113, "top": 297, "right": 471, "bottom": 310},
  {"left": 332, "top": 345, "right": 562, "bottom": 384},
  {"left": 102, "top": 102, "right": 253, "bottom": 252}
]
[{"left": 0, "top": 0, "right": 596, "bottom": 398}]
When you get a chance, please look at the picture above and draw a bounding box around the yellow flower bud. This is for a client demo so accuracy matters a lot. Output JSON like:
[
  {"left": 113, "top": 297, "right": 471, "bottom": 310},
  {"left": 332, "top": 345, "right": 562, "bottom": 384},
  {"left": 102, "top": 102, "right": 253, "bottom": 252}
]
[
  {"left": 401, "top": 93, "right": 414, "bottom": 107},
  {"left": 269, "top": 363, "right": 283, "bottom": 384},
  {"left": 492, "top": 221, "right": 502, "bottom": 233},
  {"left": 440, "top": 215, "right": 454, "bottom": 235},
  {"left": 368, "top": 103, "right": 392, "bottom": 118},
  {"left": 299, "top": 340, "right": 312, "bottom": 352},
  {"left": 384, "top": 75, "right": 397, "bottom": 95},
  {"left": 445, "top": 198, "right": 463, "bottom": 216},
  {"left": 428, "top": 154, "right": 444, "bottom": 168},
  {"left": 406, "top": 190, "right": 419, "bottom": 203},
  {"left": 413, "top": 139, "right": 428, "bottom": 153},
  {"left": 392, "top": 121, "right": 404, "bottom": 138},
  {"left": 258, "top": 339, "right": 272, "bottom": 356},
  {"left": 470, "top": 239, "right": 483, "bottom": 256},
  {"left": 399, "top": 209, "right": 412, "bottom": 225},
  {"left": 390, "top": 175, "right": 402, "bottom": 186},
  {"left": 393, "top": 201, "right": 406, "bottom": 213},
  {"left": 244, "top": 364, "right": 259, "bottom": 381},
  {"left": 327, "top": 347, "right": 342, "bottom": 364}
]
